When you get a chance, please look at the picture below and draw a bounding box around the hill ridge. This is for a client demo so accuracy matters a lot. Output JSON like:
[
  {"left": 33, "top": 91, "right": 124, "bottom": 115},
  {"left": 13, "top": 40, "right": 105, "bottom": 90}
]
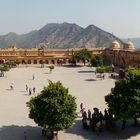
[{"left": 0, "top": 23, "right": 123, "bottom": 49}]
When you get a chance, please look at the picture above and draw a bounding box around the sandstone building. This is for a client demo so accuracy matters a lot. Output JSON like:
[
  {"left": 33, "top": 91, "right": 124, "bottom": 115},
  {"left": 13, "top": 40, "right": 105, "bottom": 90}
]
[
  {"left": 103, "top": 40, "right": 140, "bottom": 68},
  {"left": 0, "top": 44, "right": 102, "bottom": 65},
  {"left": 0, "top": 41, "right": 139, "bottom": 68}
]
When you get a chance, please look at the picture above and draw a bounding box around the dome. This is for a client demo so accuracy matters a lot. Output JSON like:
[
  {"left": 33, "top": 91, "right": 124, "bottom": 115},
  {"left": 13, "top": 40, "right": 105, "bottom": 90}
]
[
  {"left": 124, "top": 41, "right": 135, "bottom": 51},
  {"left": 110, "top": 41, "right": 120, "bottom": 50}
]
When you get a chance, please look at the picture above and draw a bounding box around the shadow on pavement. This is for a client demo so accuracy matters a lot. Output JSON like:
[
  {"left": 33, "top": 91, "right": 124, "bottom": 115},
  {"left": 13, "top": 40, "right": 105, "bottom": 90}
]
[
  {"left": 78, "top": 70, "right": 95, "bottom": 73},
  {"left": 0, "top": 121, "right": 139, "bottom": 140},
  {"left": 65, "top": 119, "right": 140, "bottom": 140},
  {"left": 85, "top": 79, "right": 97, "bottom": 81},
  {"left": 0, "top": 125, "right": 48, "bottom": 140}
]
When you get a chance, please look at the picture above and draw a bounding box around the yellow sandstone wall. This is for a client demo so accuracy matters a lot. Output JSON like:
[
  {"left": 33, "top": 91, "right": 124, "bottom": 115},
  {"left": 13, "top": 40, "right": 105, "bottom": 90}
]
[{"left": 0, "top": 43, "right": 140, "bottom": 67}]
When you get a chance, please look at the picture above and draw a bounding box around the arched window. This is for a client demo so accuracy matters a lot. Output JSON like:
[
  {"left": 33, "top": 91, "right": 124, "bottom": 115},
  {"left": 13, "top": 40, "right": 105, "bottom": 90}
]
[
  {"left": 39, "top": 60, "right": 43, "bottom": 64},
  {"left": 34, "top": 60, "right": 37, "bottom": 64},
  {"left": 22, "top": 60, "right": 25, "bottom": 64},
  {"left": 28, "top": 60, "right": 31, "bottom": 64},
  {"left": 51, "top": 60, "right": 55, "bottom": 64},
  {"left": 46, "top": 60, "right": 49, "bottom": 64}
]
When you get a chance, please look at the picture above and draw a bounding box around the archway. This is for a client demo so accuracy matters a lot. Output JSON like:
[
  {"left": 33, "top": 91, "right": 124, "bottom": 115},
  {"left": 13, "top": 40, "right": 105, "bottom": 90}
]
[
  {"left": 51, "top": 60, "right": 55, "bottom": 64},
  {"left": 27, "top": 60, "right": 31, "bottom": 64},
  {"left": 22, "top": 60, "right": 26, "bottom": 64},
  {"left": 34, "top": 60, "right": 37, "bottom": 64},
  {"left": 39, "top": 60, "right": 43, "bottom": 64},
  {"left": 46, "top": 60, "right": 49, "bottom": 64}
]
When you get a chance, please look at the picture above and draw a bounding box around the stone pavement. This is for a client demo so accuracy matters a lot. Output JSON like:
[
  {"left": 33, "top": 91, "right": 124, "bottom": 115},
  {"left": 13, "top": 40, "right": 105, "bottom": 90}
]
[{"left": 0, "top": 66, "right": 139, "bottom": 140}]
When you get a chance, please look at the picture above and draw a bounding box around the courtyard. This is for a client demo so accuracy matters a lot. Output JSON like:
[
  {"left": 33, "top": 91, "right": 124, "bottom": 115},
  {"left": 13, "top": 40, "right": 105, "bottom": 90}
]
[{"left": 0, "top": 65, "right": 139, "bottom": 140}]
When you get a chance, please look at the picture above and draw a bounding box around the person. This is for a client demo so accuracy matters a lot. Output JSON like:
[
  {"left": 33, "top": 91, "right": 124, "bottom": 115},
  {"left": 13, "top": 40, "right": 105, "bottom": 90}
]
[
  {"left": 95, "top": 71, "right": 97, "bottom": 75},
  {"left": 29, "top": 88, "right": 32, "bottom": 95},
  {"left": 24, "top": 131, "right": 28, "bottom": 140},
  {"left": 80, "top": 103, "right": 83, "bottom": 111},
  {"left": 33, "top": 87, "right": 35, "bottom": 94},
  {"left": 82, "top": 110, "right": 87, "bottom": 119},
  {"left": 98, "top": 111, "right": 104, "bottom": 128},
  {"left": 102, "top": 74, "right": 105, "bottom": 80},
  {"left": 26, "top": 85, "right": 28, "bottom": 92},
  {"left": 95, "top": 121, "right": 102, "bottom": 135},
  {"left": 86, "top": 119, "right": 90, "bottom": 130},
  {"left": 52, "top": 131, "right": 58, "bottom": 140},
  {"left": 88, "top": 109, "right": 91, "bottom": 120},
  {"left": 32, "top": 74, "right": 35, "bottom": 80},
  {"left": 82, "top": 118, "right": 88, "bottom": 130},
  {"left": 10, "top": 83, "right": 14, "bottom": 90},
  {"left": 111, "top": 64, "right": 114, "bottom": 72}
]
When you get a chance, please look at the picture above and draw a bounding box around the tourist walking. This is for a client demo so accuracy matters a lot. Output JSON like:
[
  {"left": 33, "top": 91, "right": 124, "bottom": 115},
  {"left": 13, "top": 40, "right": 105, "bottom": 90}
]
[
  {"left": 32, "top": 74, "right": 35, "bottom": 80},
  {"left": 33, "top": 87, "right": 35, "bottom": 94},
  {"left": 10, "top": 83, "right": 14, "bottom": 90},
  {"left": 80, "top": 103, "right": 83, "bottom": 111},
  {"left": 29, "top": 88, "right": 32, "bottom": 95},
  {"left": 26, "top": 85, "right": 28, "bottom": 92}
]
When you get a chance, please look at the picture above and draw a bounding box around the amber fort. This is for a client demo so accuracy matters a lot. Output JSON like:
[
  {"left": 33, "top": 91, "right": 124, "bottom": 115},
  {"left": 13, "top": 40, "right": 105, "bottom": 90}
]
[{"left": 0, "top": 40, "right": 139, "bottom": 68}]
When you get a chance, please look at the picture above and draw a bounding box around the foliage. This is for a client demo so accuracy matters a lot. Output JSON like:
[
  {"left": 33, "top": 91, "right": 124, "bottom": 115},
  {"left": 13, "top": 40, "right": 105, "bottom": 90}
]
[
  {"left": 0, "top": 65, "right": 10, "bottom": 77},
  {"left": 49, "top": 65, "right": 54, "bottom": 70},
  {"left": 0, "top": 65, "right": 10, "bottom": 72},
  {"left": 96, "top": 66, "right": 112, "bottom": 74},
  {"left": 91, "top": 55, "right": 103, "bottom": 67},
  {"left": 15, "top": 60, "right": 21, "bottom": 65},
  {"left": 74, "top": 49, "right": 92, "bottom": 65},
  {"left": 96, "top": 66, "right": 106, "bottom": 74},
  {"left": 105, "top": 67, "right": 140, "bottom": 120},
  {"left": 3, "top": 61, "right": 19, "bottom": 68},
  {"left": 105, "top": 66, "right": 112, "bottom": 73},
  {"left": 27, "top": 80, "right": 77, "bottom": 132}
]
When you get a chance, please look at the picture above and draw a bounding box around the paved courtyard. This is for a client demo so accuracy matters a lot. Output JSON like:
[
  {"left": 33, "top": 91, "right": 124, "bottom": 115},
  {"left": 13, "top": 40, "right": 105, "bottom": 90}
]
[{"left": 0, "top": 66, "right": 139, "bottom": 140}]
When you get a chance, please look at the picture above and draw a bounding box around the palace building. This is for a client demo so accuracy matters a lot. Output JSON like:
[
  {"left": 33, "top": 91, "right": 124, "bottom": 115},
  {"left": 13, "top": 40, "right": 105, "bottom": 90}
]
[
  {"left": 0, "top": 41, "right": 140, "bottom": 68},
  {"left": 102, "top": 40, "right": 140, "bottom": 68},
  {"left": 0, "top": 44, "right": 103, "bottom": 65}
]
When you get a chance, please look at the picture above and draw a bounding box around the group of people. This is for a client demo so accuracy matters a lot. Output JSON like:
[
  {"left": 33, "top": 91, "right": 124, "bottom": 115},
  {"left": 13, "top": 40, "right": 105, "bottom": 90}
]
[
  {"left": 9, "top": 74, "right": 36, "bottom": 96},
  {"left": 26, "top": 85, "right": 36, "bottom": 95},
  {"left": 80, "top": 103, "right": 113, "bottom": 133}
]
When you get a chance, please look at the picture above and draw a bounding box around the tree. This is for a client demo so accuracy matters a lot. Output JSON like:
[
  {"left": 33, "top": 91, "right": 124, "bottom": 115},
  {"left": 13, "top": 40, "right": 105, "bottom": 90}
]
[
  {"left": 105, "top": 66, "right": 112, "bottom": 73},
  {"left": 74, "top": 49, "right": 92, "bottom": 65},
  {"left": 48, "top": 65, "right": 54, "bottom": 73},
  {"left": 0, "top": 65, "right": 10, "bottom": 77},
  {"left": 96, "top": 66, "right": 105, "bottom": 74},
  {"left": 15, "top": 60, "right": 21, "bottom": 66},
  {"left": 91, "top": 55, "right": 103, "bottom": 67},
  {"left": 105, "top": 67, "right": 140, "bottom": 129},
  {"left": 27, "top": 80, "right": 77, "bottom": 139}
]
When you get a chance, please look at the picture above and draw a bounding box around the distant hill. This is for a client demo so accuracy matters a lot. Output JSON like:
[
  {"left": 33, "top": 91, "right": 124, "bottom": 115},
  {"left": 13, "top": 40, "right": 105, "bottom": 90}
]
[
  {"left": 0, "top": 23, "right": 123, "bottom": 49},
  {"left": 122, "top": 38, "right": 140, "bottom": 49}
]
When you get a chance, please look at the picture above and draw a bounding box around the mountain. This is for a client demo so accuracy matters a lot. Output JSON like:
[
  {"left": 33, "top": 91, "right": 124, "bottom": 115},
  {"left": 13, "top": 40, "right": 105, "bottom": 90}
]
[
  {"left": 122, "top": 38, "right": 140, "bottom": 49},
  {"left": 0, "top": 23, "right": 123, "bottom": 49}
]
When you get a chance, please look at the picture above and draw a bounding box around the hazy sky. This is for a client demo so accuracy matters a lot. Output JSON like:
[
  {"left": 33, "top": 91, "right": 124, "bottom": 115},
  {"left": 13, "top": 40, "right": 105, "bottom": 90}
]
[{"left": 0, "top": 0, "right": 140, "bottom": 38}]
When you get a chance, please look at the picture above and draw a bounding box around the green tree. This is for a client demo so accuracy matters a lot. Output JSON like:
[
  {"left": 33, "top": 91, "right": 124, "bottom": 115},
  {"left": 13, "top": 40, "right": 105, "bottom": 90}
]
[
  {"left": 15, "top": 60, "right": 21, "bottom": 66},
  {"left": 96, "top": 66, "right": 106, "bottom": 74},
  {"left": 27, "top": 80, "right": 77, "bottom": 139},
  {"left": 105, "top": 66, "right": 112, "bottom": 73},
  {"left": 105, "top": 67, "right": 140, "bottom": 129},
  {"left": 74, "top": 49, "right": 92, "bottom": 65},
  {"left": 91, "top": 55, "right": 103, "bottom": 67},
  {"left": 48, "top": 65, "right": 54, "bottom": 73},
  {"left": 0, "top": 65, "right": 10, "bottom": 77}
]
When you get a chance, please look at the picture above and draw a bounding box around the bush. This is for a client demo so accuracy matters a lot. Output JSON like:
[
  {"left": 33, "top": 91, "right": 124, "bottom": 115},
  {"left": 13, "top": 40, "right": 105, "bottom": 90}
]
[{"left": 49, "top": 65, "right": 54, "bottom": 69}]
